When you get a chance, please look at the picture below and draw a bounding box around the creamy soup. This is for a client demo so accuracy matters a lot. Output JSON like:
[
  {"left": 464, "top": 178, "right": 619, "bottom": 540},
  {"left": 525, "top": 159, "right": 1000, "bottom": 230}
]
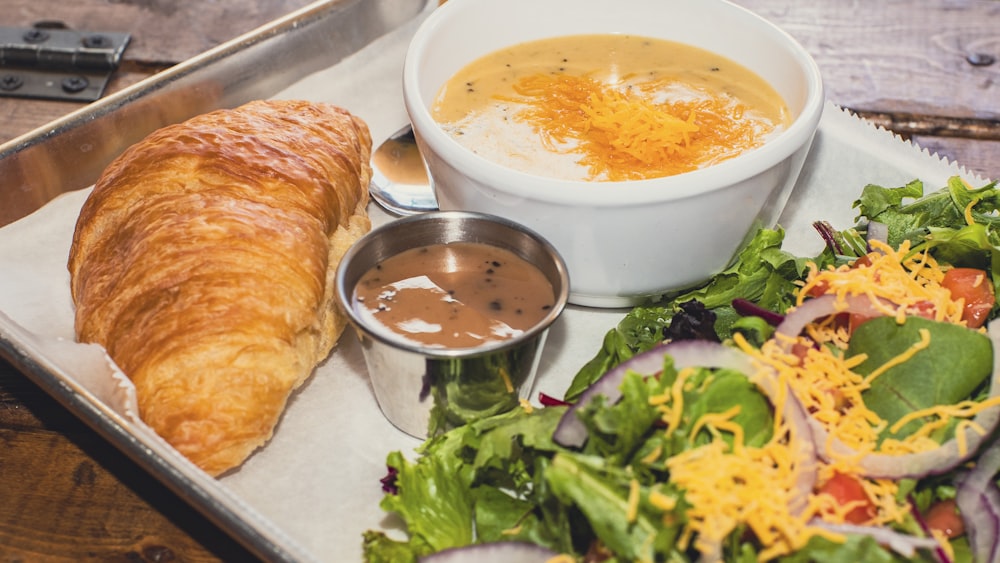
[
  {"left": 432, "top": 34, "right": 791, "bottom": 182},
  {"left": 352, "top": 242, "right": 555, "bottom": 349}
]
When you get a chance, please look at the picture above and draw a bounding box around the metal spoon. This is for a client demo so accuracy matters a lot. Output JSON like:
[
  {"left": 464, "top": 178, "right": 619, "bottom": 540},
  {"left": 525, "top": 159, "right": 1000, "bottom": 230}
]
[{"left": 369, "top": 124, "right": 438, "bottom": 215}]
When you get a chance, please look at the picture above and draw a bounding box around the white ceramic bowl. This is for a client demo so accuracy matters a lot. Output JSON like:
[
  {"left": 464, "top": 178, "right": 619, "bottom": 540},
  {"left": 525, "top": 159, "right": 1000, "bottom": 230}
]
[{"left": 403, "top": 0, "right": 824, "bottom": 308}]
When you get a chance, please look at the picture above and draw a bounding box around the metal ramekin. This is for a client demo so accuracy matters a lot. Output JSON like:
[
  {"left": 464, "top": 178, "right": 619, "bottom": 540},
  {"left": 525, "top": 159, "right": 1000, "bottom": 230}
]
[{"left": 335, "top": 211, "right": 569, "bottom": 438}]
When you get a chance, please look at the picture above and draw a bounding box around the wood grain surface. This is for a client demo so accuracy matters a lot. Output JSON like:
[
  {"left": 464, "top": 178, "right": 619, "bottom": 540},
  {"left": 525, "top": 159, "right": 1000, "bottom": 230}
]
[
  {"left": 0, "top": 0, "right": 318, "bottom": 143},
  {"left": 0, "top": 378, "right": 256, "bottom": 561},
  {"left": 738, "top": 0, "right": 1000, "bottom": 181},
  {"left": 0, "top": 0, "right": 998, "bottom": 561}
]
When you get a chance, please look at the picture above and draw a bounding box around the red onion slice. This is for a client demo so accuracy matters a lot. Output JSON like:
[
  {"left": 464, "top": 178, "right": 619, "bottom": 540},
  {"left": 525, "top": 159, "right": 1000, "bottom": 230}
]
[
  {"left": 418, "top": 542, "right": 559, "bottom": 563},
  {"left": 956, "top": 437, "right": 1000, "bottom": 563},
  {"left": 774, "top": 294, "right": 888, "bottom": 346},
  {"left": 956, "top": 472, "right": 1000, "bottom": 563},
  {"left": 552, "top": 340, "right": 759, "bottom": 448},
  {"left": 906, "top": 496, "right": 954, "bottom": 563},
  {"left": 866, "top": 220, "right": 889, "bottom": 249},
  {"left": 809, "top": 521, "right": 941, "bottom": 558},
  {"left": 783, "top": 386, "right": 820, "bottom": 517}
]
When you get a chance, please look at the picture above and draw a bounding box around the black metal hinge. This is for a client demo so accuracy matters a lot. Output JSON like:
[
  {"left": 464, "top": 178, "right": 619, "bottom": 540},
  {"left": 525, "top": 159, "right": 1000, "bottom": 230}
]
[{"left": 0, "top": 26, "right": 130, "bottom": 102}]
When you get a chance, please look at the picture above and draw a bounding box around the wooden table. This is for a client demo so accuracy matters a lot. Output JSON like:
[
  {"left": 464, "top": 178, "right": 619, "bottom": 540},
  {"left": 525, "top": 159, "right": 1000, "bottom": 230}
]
[{"left": 0, "top": 1, "right": 998, "bottom": 561}]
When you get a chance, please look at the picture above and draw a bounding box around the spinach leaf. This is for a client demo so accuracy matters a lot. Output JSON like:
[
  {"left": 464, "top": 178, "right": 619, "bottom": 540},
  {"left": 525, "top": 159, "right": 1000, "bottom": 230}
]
[{"left": 849, "top": 316, "right": 993, "bottom": 441}]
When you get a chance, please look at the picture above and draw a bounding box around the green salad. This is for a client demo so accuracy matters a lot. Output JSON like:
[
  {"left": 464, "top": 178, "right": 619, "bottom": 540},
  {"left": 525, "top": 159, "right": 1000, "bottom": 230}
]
[{"left": 362, "top": 177, "right": 1000, "bottom": 563}]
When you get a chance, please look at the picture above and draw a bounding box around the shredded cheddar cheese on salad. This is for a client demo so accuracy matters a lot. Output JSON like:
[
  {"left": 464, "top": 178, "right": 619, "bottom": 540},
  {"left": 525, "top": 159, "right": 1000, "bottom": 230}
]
[
  {"left": 797, "top": 240, "right": 964, "bottom": 324},
  {"left": 665, "top": 433, "right": 820, "bottom": 560},
  {"left": 781, "top": 241, "right": 987, "bottom": 457},
  {"left": 660, "top": 366, "right": 696, "bottom": 434},
  {"left": 600, "top": 240, "right": 990, "bottom": 561},
  {"left": 781, "top": 252, "right": 982, "bottom": 486}
]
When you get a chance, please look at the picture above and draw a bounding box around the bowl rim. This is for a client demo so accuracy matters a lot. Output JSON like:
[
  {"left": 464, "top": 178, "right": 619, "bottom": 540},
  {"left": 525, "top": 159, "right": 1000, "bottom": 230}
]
[{"left": 402, "top": 0, "right": 826, "bottom": 207}]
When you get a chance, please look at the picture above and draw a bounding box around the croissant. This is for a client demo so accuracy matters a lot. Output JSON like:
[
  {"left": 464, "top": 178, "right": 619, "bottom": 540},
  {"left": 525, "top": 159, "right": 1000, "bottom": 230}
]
[{"left": 67, "top": 99, "right": 372, "bottom": 476}]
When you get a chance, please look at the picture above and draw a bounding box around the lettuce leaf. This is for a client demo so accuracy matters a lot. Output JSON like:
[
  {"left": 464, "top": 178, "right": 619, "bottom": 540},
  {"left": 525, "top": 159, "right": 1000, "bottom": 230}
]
[
  {"left": 378, "top": 449, "right": 474, "bottom": 554},
  {"left": 855, "top": 178, "right": 1000, "bottom": 249},
  {"left": 364, "top": 407, "right": 576, "bottom": 562},
  {"left": 368, "top": 352, "right": 780, "bottom": 562},
  {"left": 544, "top": 453, "right": 677, "bottom": 562},
  {"left": 566, "top": 227, "right": 816, "bottom": 401},
  {"left": 855, "top": 177, "right": 1000, "bottom": 296}
]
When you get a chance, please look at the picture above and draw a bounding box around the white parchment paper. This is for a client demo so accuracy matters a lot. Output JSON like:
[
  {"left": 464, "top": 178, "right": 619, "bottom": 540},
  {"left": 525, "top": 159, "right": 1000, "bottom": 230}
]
[{"left": 0, "top": 15, "right": 989, "bottom": 563}]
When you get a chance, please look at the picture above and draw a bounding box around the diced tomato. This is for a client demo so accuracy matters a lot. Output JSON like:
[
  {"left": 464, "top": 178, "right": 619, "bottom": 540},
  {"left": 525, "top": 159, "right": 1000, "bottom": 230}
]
[
  {"left": 790, "top": 341, "right": 813, "bottom": 361},
  {"left": 907, "top": 300, "right": 938, "bottom": 321},
  {"left": 847, "top": 312, "right": 874, "bottom": 332},
  {"left": 804, "top": 280, "right": 829, "bottom": 298},
  {"left": 851, "top": 300, "right": 935, "bottom": 332},
  {"left": 923, "top": 499, "right": 965, "bottom": 539},
  {"left": 852, "top": 254, "right": 874, "bottom": 268},
  {"left": 942, "top": 268, "right": 996, "bottom": 328},
  {"left": 816, "top": 472, "right": 876, "bottom": 524}
]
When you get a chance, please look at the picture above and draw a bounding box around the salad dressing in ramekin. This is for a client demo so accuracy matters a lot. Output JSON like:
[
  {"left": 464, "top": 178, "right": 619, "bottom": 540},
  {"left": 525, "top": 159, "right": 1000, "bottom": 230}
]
[{"left": 352, "top": 242, "right": 556, "bottom": 348}]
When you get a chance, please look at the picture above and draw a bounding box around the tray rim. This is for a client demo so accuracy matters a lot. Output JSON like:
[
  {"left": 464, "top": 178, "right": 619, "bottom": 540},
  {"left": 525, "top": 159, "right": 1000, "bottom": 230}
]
[{"left": 0, "top": 0, "right": 434, "bottom": 229}]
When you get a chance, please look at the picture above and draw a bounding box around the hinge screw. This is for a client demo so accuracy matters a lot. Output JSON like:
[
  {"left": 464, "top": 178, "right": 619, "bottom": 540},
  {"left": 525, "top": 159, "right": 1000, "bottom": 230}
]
[
  {"left": 82, "top": 34, "right": 111, "bottom": 49},
  {"left": 61, "top": 76, "right": 89, "bottom": 93},
  {"left": 0, "top": 74, "right": 24, "bottom": 91},
  {"left": 22, "top": 29, "right": 50, "bottom": 43}
]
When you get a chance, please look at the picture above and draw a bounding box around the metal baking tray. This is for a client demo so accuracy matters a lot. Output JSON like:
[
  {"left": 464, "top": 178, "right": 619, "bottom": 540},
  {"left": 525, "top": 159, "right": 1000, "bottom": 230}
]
[
  {"left": 0, "top": 1, "right": 433, "bottom": 560},
  {"left": 0, "top": 1, "right": 987, "bottom": 561}
]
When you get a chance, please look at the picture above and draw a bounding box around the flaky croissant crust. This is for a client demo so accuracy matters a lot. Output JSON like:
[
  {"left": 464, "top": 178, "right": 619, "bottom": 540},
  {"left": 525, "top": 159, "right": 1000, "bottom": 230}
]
[{"left": 68, "top": 100, "right": 372, "bottom": 475}]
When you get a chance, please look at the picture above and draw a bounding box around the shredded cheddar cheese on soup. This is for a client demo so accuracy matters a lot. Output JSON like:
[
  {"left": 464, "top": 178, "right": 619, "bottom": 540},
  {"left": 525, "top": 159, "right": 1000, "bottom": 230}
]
[
  {"left": 506, "top": 74, "right": 767, "bottom": 181},
  {"left": 432, "top": 34, "right": 790, "bottom": 182}
]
